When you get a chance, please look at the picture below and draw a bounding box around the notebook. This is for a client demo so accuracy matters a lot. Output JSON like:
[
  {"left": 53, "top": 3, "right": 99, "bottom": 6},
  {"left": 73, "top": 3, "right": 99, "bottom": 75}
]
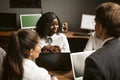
[
  {"left": 70, "top": 50, "right": 95, "bottom": 80},
  {"left": 36, "top": 53, "right": 72, "bottom": 71}
]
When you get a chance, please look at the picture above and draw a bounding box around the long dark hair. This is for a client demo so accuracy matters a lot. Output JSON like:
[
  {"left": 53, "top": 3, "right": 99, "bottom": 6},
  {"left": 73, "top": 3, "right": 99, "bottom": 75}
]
[
  {"left": 36, "top": 12, "right": 62, "bottom": 38},
  {"left": 1, "top": 29, "right": 40, "bottom": 80}
]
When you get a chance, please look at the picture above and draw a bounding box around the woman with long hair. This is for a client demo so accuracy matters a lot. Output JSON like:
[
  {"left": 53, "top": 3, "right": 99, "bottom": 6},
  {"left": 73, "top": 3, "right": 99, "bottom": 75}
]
[
  {"left": 36, "top": 12, "right": 70, "bottom": 53},
  {"left": 1, "top": 29, "right": 52, "bottom": 80}
]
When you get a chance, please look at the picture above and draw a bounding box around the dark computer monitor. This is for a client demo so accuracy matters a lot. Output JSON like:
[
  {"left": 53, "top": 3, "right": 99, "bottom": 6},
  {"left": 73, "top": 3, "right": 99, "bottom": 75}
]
[
  {"left": 0, "top": 13, "right": 17, "bottom": 31},
  {"left": 36, "top": 53, "right": 72, "bottom": 71}
]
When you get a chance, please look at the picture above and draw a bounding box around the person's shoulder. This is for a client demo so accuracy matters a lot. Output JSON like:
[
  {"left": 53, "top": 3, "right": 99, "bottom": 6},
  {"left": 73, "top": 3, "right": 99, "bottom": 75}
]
[
  {"left": 23, "top": 59, "right": 48, "bottom": 73},
  {"left": 0, "top": 47, "right": 6, "bottom": 56},
  {"left": 23, "top": 59, "right": 50, "bottom": 80},
  {"left": 88, "top": 47, "right": 108, "bottom": 63},
  {"left": 54, "top": 33, "right": 67, "bottom": 39},
  {"left": 58, "top": 33, "right": 67, "bottom": 37}
]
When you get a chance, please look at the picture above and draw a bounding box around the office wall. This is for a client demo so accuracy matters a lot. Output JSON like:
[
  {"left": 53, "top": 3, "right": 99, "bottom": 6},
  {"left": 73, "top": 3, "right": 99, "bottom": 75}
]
[
  {"left": 41, "top": 0, "right": 108, "bottom": 31},
  {"left": 0, "top": 0, "right": 42, "bottom": 29},
  {"left": 0, "top": 0, "right": 110, "bottom": 31}
]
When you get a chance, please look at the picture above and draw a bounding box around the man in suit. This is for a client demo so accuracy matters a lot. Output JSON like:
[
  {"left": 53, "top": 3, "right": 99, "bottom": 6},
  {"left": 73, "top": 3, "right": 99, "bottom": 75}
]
[{"left": 83, "top": 2, "right": 120, "bottom": 80}]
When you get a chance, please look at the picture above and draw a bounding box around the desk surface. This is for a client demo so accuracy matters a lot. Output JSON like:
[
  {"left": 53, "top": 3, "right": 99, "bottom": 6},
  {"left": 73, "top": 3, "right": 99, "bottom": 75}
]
[
  {"left": 63, "top": 31, "right": 90, "bottom": 39},
  {"left": 0, "top": 31, "right": 12, "bottom": 36},
  {"left": 0, "top": 31, "right": 89, "bottom": 38},
  {"left": 49, "top": 70, "right": 74, "bottom": 80}
]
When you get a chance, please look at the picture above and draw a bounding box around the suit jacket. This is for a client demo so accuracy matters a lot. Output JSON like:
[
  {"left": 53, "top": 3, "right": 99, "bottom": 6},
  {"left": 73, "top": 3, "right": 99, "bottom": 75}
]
[{"left": 83, "top": 38, "right": 120, "bottom": 80}]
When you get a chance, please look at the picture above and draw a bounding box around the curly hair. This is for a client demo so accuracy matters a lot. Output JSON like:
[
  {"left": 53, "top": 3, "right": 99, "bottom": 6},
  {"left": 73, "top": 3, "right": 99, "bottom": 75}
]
[{"left": 36, "top": 12, "right": 62, "bottom": 38}]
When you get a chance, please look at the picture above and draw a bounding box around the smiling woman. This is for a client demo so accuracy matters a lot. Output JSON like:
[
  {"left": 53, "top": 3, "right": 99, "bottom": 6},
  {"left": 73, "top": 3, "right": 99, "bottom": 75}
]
[{"left": 36, "top": 12, "right": 71, "bottom": 53}]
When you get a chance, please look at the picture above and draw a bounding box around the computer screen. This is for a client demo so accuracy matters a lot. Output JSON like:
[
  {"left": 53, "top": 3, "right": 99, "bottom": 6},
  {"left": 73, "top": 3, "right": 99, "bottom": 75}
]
[
  {"left": 0, "top": 13, "right": 17, "bottom": 31},
  {"left": 80, "top": 14, "right": 95, "bottom": 30},
  {"left": 70, "top": 50, "right": 95, "bottom": 79},
  {"left": 20, "top": 14, "right": 42, "bottom": 29}
]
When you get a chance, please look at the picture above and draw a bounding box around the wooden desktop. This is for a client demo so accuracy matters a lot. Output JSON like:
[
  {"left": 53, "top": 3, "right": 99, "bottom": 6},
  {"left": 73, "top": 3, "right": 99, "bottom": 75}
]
[
  {"left": 0, "top": 31, "right": 12, "bottom": 36},
  {"left": 0, "top": 31, "right": 90, "bottom": 38},
  {"left": 63, "top": 31, "right": 90, "bottom": 39},
  {"left": 49, "top": 70, "right": 74, "bottom": 80}
]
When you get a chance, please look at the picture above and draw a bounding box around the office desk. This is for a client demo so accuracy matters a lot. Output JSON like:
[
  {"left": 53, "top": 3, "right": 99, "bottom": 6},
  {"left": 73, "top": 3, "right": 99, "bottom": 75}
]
[
  {"left": 0, "top": 31, "right": 89, "bottom": 52},
  {"left": 0, "top": 31, "right": 12, "bottom": 36},
  {"left": 49, "top": 70, "right": 74, "bottom": 80},
  {"left": 0, "top": 31, "right": 12, "bottom": 50},
  {"left": 0, "top": 31, "right": 90, "bottom": 38},
  {"left": 63, "top": 31, "right": 89, "bottom": 39}
]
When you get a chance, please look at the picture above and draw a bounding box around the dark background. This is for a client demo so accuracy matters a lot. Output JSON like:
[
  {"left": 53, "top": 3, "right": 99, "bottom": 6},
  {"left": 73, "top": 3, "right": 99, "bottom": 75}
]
[
  {"left": 10, "top": 0, "right": 41, "bottom": 8},
  {"left": 1, "top": 0, "right": 119, "bottom": 31}
]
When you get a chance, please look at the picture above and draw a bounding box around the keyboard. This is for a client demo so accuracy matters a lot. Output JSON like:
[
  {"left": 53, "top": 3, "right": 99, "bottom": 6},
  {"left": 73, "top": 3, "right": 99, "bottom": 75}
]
[{"left": 72, "top": 33, "right": 90, "bottom": 37}]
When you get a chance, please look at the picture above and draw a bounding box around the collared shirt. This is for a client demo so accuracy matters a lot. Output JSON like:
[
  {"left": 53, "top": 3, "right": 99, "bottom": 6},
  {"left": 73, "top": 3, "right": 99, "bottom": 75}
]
[
  {"left": 101, "top": 37, "right": 115, "bottom": 47},
  {"left": 40, "top": 33, "right": 70, "bottom": 52},
  {"left": 22, "top": 59, "right": 51, "bottom": 80}
]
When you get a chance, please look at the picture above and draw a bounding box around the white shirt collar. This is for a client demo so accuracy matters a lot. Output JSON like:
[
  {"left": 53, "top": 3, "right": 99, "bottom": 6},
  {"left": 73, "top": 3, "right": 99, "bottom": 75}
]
[{"left": 102, "top": 37, "right": 115, "bottom": 47}]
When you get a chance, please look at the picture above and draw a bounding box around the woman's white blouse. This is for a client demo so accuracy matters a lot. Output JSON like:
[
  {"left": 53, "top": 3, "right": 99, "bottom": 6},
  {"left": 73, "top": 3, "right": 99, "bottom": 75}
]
[
  {"left": 40, "top": 33, "right": 70, "bottom": 52},
  {"left": 22, "top": 59, "right": 51, "bottom": 80}
]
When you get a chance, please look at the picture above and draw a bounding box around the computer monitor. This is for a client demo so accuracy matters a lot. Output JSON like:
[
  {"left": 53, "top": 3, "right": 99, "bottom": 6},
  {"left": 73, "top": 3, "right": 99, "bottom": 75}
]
[
  {"left": 80, "top": 14, "right": 95, "bottom": 30},
  {"left": 0, "top": 13, "right": 17, "bottom": 31},
  {"left": 36, "top": 53, "right": 72, "bottom": 71},
  {"left": 20, "top": 14, "right": 42, "bottom": 29}
]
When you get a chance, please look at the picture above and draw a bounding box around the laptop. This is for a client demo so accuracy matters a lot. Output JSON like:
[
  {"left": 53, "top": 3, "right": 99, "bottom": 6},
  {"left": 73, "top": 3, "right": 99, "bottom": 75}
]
[
  {"left": 70, "top": 50, "right": 95, "bottom": 80},
  {"left": 36, "top": 53, "right": 72, "bottom": 71}
]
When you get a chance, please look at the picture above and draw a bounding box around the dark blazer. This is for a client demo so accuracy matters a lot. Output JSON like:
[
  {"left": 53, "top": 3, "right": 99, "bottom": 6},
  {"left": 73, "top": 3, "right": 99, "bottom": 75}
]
[{"left": 83, "top": 38, "right": 120, "bottom": 80}]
